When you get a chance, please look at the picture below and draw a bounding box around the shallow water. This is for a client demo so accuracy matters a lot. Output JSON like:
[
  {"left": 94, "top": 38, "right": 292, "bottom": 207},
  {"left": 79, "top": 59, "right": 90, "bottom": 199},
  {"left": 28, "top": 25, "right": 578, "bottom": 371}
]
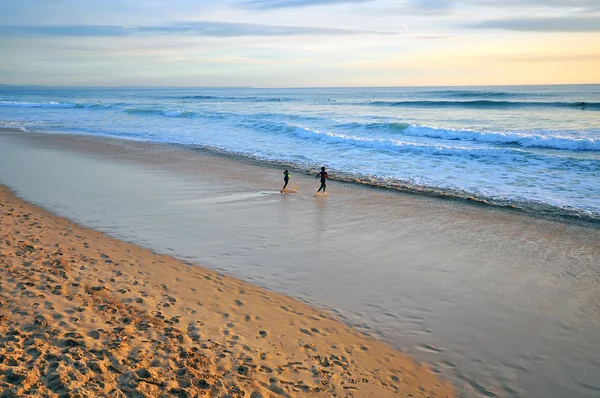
[
  {"left": 1, "top": 131, "right": 600, "bottom": 397},
  {"left": 1, "top": 85, "right": 600, "bottom": 221}
]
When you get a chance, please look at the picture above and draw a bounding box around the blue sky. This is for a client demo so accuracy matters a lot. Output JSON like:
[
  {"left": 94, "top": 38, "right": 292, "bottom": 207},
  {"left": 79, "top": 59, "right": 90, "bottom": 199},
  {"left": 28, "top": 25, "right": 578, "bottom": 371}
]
[{"left": 1, "top": 0, "right": 598, "bottom": 86}]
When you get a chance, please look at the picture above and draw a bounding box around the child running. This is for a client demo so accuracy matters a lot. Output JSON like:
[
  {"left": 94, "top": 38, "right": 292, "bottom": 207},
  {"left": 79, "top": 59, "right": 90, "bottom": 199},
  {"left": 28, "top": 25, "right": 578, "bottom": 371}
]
[
  {"left": 281, "top": 169, "right": 290, "bottom": 193},
  {"left": 315, "top": 166, "right": 328, "bottom": 196}
]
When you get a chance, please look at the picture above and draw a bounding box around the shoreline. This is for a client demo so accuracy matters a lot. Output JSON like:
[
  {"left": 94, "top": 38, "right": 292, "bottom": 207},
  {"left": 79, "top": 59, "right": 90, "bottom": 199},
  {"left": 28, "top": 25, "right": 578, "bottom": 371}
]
[
  {"left": 3, "top": 126, "right": 599, "bottom": 227},
  {"left": 9, "top": 127, "right": 599, "bottom": 238},
  {"left": 2, "top": 128, "right": 600, "bottom": 397},
  {"left": 0, "top": 184, "right": 454, "bottom": 396},
  {"left": 171, "top": 141, "right": 600, "bottom": 227}
]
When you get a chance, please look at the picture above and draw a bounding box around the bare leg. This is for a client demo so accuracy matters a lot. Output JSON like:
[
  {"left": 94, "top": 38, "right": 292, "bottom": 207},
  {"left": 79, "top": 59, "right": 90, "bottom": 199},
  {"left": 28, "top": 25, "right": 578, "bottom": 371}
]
[{"left": 316, "top": 182, "right": 326, "bottom": 195}]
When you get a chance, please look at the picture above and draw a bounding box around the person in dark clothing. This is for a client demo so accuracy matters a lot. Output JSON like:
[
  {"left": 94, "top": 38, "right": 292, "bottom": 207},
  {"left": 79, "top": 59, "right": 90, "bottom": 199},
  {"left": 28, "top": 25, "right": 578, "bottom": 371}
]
[
  {"left": 281, "top": 169, "right": 290, "bottom": 192},
  {"left": 315, "top": 166, "right": 328, "bottom": 195}
]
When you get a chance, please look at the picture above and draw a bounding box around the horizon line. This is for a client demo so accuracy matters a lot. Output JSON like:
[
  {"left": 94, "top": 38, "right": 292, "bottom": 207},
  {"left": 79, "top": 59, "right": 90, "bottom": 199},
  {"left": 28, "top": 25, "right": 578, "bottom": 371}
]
[{"left": 2, "top": 82, "right": 599, "bottom": 90}]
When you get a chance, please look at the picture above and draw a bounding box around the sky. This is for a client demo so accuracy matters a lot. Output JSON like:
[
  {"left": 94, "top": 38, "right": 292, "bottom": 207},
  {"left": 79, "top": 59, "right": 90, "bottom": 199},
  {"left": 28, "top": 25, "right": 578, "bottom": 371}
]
[{"left": 0, "top": 0, "right": 599, "bottom": 87}]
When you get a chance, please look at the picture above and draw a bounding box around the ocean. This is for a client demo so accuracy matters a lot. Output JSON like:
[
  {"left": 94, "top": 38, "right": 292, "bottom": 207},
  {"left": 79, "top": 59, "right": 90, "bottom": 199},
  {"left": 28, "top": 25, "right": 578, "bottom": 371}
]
[
  {"left": 1, "top": 86, "right": 600, "bottom": 397},
  {"left": 1, "top": 84, "right": 599, "bottom": 222}
]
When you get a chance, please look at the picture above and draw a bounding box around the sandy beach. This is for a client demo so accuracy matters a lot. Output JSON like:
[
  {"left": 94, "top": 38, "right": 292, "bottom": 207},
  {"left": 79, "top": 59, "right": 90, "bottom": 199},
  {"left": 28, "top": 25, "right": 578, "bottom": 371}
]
[
  {"left": 1, "top": 130, "right": 600, "bottom": 397},
  {"left": 1, "top": 0, "right": 599, "bottom": 394},
  {"left": 0, "top": 184, "right": 454, "bottom": 397}
]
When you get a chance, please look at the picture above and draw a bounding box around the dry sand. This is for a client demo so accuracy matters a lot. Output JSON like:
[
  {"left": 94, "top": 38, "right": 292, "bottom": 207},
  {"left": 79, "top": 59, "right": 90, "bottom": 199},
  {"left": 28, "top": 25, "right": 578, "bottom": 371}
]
[{"left": 0, "top": 185, "right": 453, "bottom": 397}]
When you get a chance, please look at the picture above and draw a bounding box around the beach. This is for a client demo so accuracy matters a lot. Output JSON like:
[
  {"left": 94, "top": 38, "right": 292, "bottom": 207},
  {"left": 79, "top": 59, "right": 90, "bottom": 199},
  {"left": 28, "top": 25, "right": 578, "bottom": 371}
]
[
  {"left": 0, "top": 181, "right": 454, "bottom": 397},
  {"left": 2, "top": 85, "right": 599, "bottom": 221},
  {"left": 2, "top": 0, "right": 600, "bottom": 391},
  {"left": 1, "top": 129, "right": 600, "bottom": 397}
]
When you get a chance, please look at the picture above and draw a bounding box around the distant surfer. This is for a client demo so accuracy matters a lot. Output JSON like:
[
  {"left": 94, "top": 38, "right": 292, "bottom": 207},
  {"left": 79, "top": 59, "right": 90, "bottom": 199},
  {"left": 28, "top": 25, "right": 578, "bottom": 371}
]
[
  {"left": 315, "top": 166, "right": 328, "bottom": 196},
  {"left": 281, "top": 169, "right": 290, "bottom": 193}
]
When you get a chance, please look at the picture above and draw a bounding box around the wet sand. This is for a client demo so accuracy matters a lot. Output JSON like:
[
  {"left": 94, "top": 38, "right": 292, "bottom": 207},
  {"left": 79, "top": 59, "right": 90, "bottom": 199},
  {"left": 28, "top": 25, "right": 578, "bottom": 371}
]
[
  {"left": 1, "top": 129, "right": 600, "bottom": 397},
  {"left": 0, "top": 185, "right": 453, "bottom": 397}
]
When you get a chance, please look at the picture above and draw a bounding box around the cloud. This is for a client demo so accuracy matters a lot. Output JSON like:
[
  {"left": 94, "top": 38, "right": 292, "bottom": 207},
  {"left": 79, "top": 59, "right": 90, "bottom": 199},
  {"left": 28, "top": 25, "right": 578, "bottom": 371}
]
[
  {"left": 0, "top": 21, "right": 393, "bottom": 38},
  {"left": 469, "top": 16, "right": 600, "bottom": 32},
  {"left": 413, "top": 35, "right": 451, "bottom": 40},
  {"left": 470, "top": 0, "right": 600, "bottom": 9},
  {"left": 0, "top": 25, "right": 131, "bottom": 37},
  {"left": 373, "top": 0, "right": 600, "bottom": 16},
  {"left": 455, "top": 52, "right": 600, "bottom": 62},
  {"left": 405, "top": 0, "right": 455, "bottom": 13},
  {"left": 238, "top": 0, "right": 373, "bottom": 9},
  {"left": 239, "top": 0, "right": 457, "bottom": 14},
  {"left": 509, "top": 53, "right": 600, "bottom": 62}
]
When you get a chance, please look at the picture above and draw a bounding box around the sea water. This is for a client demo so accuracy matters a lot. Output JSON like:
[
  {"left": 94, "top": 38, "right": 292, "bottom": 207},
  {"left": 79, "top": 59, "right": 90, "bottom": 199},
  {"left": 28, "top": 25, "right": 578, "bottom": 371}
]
[
  {"left": 1, "top": 85, "right": 599, "bottom": 222},
  {"left": 1, "top": 116, "right": 600, "bottom": 397}
]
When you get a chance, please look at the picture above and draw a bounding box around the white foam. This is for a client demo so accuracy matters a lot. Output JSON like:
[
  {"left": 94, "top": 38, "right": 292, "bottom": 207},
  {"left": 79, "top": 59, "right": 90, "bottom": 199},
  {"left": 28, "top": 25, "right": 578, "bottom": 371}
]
[
  {"left": 0, "top": 101, "right": 77, "bottom": 109},
  {"left": 162, "top": 110, "right": 194, "bottom": 117},
  {"left": 290, "top": 125, "right": 522, "bottom": 159},
  {"left": 404, "top": 125, "right": 600, "bottom": 151}
]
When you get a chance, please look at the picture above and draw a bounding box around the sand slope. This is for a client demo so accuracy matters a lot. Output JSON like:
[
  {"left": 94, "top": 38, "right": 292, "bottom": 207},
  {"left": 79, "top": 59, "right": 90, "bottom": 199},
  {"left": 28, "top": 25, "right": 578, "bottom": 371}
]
[{"left": 0, "top": 185, "right": 453, "bottom": 397}]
